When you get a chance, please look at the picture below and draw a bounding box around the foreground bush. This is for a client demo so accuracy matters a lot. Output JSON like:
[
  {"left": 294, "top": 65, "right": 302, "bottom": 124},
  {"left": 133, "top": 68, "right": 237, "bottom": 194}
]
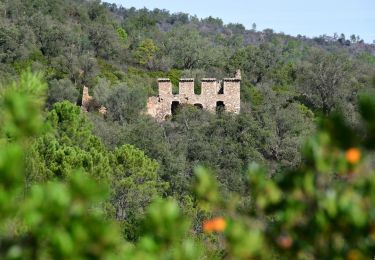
[{"left": 1, "top": 72, "right": 375, "bottom": 259}]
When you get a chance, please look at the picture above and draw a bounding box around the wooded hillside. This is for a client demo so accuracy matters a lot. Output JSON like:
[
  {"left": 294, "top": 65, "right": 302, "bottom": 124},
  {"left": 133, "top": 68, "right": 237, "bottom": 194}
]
[{"left": 1, "top": 0, "right": 375, "bottom": 258}]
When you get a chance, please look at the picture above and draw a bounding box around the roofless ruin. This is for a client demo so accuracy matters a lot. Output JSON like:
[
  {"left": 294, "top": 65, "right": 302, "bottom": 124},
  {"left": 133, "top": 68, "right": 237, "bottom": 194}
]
[{"left": 147, "top": 70, "right": 241, "bottom": 121}]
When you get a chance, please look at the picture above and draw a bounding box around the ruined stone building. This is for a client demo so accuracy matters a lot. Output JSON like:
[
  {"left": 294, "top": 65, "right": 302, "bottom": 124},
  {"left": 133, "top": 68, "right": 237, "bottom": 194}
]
[
  {"left": 147, "top": 70, "right": 241, "bottom": 121},
  {"left": 81, "top": 86, "right": 107, "bottom": 115},
  {"left": 81, "top": 86, "right": 92, "bottom": 112}
]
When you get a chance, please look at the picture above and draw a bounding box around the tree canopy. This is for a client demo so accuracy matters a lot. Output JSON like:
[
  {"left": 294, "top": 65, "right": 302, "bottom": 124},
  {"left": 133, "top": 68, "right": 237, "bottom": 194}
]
[{"left": 1, "top": 0, "right": 375, "bottom": 258}]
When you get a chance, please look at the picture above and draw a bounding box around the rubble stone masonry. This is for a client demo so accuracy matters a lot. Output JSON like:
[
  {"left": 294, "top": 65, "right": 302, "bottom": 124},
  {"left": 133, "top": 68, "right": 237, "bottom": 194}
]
[
  {"left": 147, "top": 70, "right": 241, "bottom": 121},
  {"left": 81, "top": 86, "right": 107, "bottom": 116},
  {"left": 81, "top": 86, "right": 92, "bottom": 112}
]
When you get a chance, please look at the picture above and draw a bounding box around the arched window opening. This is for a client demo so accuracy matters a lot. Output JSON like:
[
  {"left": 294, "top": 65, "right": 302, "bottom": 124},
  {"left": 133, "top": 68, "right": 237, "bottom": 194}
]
[
  {"left": 218, "top": 81, "right": 224, "bottom": 94},
  {"left": 194, "top": 103, "right": 203, "bottom": 109},
  {"left": 216, "top": 101, "right": 225, "bottom": 113}
]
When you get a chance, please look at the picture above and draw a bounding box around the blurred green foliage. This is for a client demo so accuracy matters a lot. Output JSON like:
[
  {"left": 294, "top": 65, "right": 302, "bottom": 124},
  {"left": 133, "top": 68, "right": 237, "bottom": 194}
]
[
  {"left": 2, "top": 60, "right": 375, "bottom": 260},
  {"left": 1, "top": 0, "right": 375, "bottom": 258},
  {"left": 0, "top": 72, "right": 125, "bottom": 258},
  {"left": 191, "top": 97, "right": 375, "bottom": 258}
]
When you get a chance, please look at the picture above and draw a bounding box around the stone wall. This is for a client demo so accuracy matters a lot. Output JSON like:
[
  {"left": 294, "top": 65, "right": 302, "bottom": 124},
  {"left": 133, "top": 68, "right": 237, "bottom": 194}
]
[
  {"left": 81, "top": 86, "right": 92, "bottom": 112},
  {"left": 147, "top": 70, "right": 241, "bottom": 121},
  {"left": 81, "top": 86, "right": 107, "bottom": 116}
]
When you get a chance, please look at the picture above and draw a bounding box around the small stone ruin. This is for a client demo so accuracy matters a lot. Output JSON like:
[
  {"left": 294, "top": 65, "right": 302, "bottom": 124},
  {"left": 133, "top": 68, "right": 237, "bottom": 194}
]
[
  {"left": 81, "top": 70, "right": 241, "bottom": 121},
  {"left": 147, "top": 70, "right": 241, "bottom": 121},
  {"left": 81, "top": 86, "right": 107, "bottom": 116}
]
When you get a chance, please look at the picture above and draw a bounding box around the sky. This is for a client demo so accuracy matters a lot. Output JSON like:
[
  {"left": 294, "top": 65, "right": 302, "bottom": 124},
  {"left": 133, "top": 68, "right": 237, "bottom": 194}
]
[{"left": 109, "top": 0, "right": 375, "bottom": 43}]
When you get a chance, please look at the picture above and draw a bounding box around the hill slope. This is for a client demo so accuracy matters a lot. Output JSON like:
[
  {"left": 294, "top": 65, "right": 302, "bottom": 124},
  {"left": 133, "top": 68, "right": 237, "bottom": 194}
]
[{"left": 1, "top": 0, "right": 375, "bottom": 193}]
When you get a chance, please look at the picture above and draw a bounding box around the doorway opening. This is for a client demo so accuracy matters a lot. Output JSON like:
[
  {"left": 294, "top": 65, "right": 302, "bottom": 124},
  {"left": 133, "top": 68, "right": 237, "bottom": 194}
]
[
  {"left": 194, "top": 103, "right": 203, "bottom": 109},
  {"left": 216, "top": 101, "right": 225, "bottom": 113},
  {"left": 171, "top": 101, "right": 180, "bottom": 115}
]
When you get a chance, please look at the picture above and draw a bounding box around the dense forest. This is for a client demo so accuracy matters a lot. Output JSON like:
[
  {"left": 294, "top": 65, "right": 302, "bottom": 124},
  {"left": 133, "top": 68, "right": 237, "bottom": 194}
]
[{"left": 1, "top": 0, "right": 375, "bottom": 258}]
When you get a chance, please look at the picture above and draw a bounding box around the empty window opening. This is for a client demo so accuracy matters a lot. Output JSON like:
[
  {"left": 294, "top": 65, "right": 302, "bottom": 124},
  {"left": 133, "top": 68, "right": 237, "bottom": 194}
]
[
  {"left": 216, "top": 101, "right": 225, "bottom": 113},
  {"left": 194, "top": 103, "right": 203, "bottom": 109},
  {"left": 172, "top": 85, "right": 179, "bottom": 95},
  {"left": 218, "top": 81, "right": 224, "bottom": 94},
  {"left": 194, "top": 80, "right": 202, "bottom": 95},
  {"left": 171, "top": 101, "right": 180, "bottom": 115}
]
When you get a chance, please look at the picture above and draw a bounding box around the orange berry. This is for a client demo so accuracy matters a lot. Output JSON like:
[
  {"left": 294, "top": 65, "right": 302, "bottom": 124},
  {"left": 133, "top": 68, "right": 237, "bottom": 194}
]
[
  {"left": 346, "top": 249, "right": 361, "bottom": 260},
  {"left": 345, "top": 148, "right": 361, "bottom": 164},
  {"left": 277, "top": 235, "right": 293, "bottom": 249},
  {"left": 203, "top": 217, "right": 226, "bottom": 233}
]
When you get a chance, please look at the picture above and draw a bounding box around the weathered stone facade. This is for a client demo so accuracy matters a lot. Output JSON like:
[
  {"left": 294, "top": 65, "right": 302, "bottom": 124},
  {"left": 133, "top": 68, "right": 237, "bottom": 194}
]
[
  {"left": 81, "top": 86, "right": 107, "bottom": 116},
  {"left": 81, "top": 86, "right": 92, "bottom": 112},
  {"left": 147, "top": 70, "right": 241, "bottom": 121}
]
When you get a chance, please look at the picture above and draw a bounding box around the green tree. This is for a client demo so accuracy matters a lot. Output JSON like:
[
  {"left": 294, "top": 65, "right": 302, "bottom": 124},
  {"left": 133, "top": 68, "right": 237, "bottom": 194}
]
[
  {"left": 228, "top": 43, "right": 283, "bottom": 84},
  {"left": 87, "top": 0, "right": 107, "bottom": 21},
  {"left": 27, "top": 101, "right": 112, "bottom": 182},
  {"left": 126, "top": 198, "right": 205, "bottom": 259},
  {"left": 110, "top": 144, "right": 167, "bottom": 239},
  {"left": 298, "top": 49, "right": 353, "bottom": 115},
  {"left": 29, "top": 14, "right": 68, "bottom": 58},
  {"left": 88, "top": 23, "right": 122, "bottom": 59},
  {"left": 0, "top": 25, "right": 21, "bottom": 63},
  {"left": 134, "top": 38, "right": 158, "bottom": 68},
  {"left": 193, "top": 94, "right": 375, "bottom": 258},
  {"left": 116, "top": 27, "right": 128, "bottom": 42},
  {"left": 0, "top": 72, "right": 125, "bottom": 259},
  {"left": 164, "top": 26, "right": 211, "bottom": 69},
  {"left": 47, "top": 78, "right": 78, "bottom": 107},
  {"left": 103, "top": 83, "right": 147, "bottom": 124}
]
